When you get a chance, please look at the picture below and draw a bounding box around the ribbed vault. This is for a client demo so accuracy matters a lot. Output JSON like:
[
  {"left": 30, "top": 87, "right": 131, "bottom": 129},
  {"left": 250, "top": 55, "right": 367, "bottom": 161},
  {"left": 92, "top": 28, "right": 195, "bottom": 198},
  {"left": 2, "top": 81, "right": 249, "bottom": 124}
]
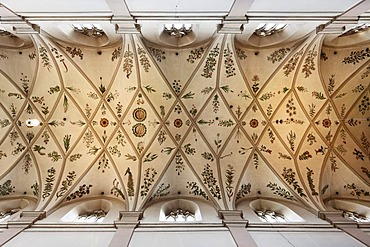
[{"left": 0, "top": 30, "right": 369, "bottom": 213}]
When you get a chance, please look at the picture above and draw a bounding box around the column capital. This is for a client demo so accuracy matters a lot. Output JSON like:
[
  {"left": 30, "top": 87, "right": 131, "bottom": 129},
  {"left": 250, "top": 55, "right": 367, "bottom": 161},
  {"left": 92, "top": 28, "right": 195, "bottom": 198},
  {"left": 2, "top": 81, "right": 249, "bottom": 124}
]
[
  {"left": 109, "top": 211, "right": 143, "bottom": 247},
  {"left": 218, "top": 210, "right": 243, "bottom": 219},
  {"left": 0, "top": 211, "right": 46, "bottom": 245},
  {"left": 114, "top": 211, "right": 143, "bottom": 228},
  {"left": 318, "top": 211, "right": 357, "bottom": 227},
  {"left": 218, "top": 210, "right": 257, "bottom": 247},
  {"left": 318, "top": 211, "right": 370, "bottom": 246},
  {"left": 218, "top": 210, "right": 248, "bottom": 228},
  {"left": 8, "top": 211, "right": 46, "bottom": 228},
  {"left": 118, "top": 211, "right": 143, "bottom": 221},
  {"left": 218, "top": 210, "right": 249, "bottom": 227}
]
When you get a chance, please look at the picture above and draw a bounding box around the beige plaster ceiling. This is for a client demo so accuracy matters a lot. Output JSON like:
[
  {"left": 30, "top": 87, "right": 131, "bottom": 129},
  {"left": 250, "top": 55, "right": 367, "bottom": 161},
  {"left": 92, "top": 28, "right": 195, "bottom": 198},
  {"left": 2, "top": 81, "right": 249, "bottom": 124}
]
[{"left": 0, "top": 0, "right": 369, "bottom": 215}]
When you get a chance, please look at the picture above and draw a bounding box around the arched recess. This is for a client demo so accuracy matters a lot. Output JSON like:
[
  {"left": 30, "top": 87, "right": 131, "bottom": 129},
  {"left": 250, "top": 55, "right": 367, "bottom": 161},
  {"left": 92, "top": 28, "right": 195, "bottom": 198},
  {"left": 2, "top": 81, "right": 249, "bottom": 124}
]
[
  {"left": 0, "top": 197, "right": 37, "bottom": 221},
  {"left": 235, "top": 23, "right": 311, "bottom": 48},
  {"left": 141, "top": 197, "right": 220, "bottom": 223},
  {"left": 41, "top": 198, "right": 125, "bottom": 223},
  {"left": 42, "top": 23, "right": 122, "bottom": 48},
  {"left": 159, "top": 199, "right": 202, "bottom": 221},
  {"left": 236, "top": 198, "right": 324, "bottom": 223},
  {"left": 326, "top": 199, "right": 370, "bottom": 219}
]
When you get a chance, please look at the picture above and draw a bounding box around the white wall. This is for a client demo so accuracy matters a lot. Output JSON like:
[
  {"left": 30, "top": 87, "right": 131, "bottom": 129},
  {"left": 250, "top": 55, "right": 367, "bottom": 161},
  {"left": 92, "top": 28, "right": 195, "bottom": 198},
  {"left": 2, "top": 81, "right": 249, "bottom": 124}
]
[
  {"left": 4, "top": 230, "right": 115, "bottom": 247},
  {"left": 2, "top": 227, "right": 370, "bottom": 247},
  {"left": 129, "top": 229, "right": 237, "bottom": 247},
  {"left": 250, "top": 231, "right": 367, "bottom": 247}
]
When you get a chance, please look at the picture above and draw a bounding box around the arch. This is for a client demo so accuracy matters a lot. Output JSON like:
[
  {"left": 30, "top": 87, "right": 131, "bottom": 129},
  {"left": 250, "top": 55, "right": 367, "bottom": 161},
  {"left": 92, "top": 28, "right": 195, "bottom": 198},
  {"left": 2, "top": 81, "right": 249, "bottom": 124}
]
[
  {"left": 159, "top": 199, "right": 202, "bottom": 222},
  {"left": 0, "top": 198, "right": 36, "bottom": 221},
  {"left": 141, "top": 197, "right": 221, "bottom": 223},
  {"left": 326, "top": 199, "right": 370, "bottom": 222},
  {"left": 60, "top": 199, "right": 112, "bottom": 223},
  {"left": 249, "top": 199, "right": 304, "bottom": 222},
  {"left": 42, "top": 198, "right": 125, "bottom": 223},
  {"left": 237, "top": 198, "right": 308, "bottom": 223}
]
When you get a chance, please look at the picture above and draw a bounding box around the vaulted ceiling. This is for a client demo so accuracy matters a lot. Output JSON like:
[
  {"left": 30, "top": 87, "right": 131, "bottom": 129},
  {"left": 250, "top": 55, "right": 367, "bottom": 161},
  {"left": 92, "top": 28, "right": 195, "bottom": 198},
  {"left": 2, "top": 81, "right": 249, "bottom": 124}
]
[{"left": 0, "top": 0, "right": 369, "bottom": 215}]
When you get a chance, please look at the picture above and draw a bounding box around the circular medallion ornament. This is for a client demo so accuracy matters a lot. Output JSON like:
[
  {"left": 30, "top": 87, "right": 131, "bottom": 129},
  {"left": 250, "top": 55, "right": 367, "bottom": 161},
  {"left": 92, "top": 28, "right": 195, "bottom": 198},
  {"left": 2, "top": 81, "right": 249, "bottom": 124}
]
[
  {"left": 249, "top": 119, "right": 259, "bottom": 128},
  {"left": 322, "top": 118, "right": 331, "bottom": 128},
  {"left": 100, "top": 118, "right": 109, "bottom": 127},
  {"left": 132, "top": 123, "right": 147, "bottom": 137},
  {"left": 133, "top": 108, "right": 147, "bottom": 122},
  {"left": 174, "top": 118, "right": 183, "bottom": 128}
]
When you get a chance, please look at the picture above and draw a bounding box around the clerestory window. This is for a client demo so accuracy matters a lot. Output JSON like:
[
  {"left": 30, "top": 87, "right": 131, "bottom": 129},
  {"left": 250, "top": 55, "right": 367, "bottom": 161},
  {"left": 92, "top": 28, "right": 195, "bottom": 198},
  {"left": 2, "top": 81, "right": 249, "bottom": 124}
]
[
  {"left": 74, "top": 209, "right": 107, "bottom": 223},
  {"left": 0, "top": 209, "right": 20, "bottom": 221},
  {"left": 340, "top": 23, "right": 369, "bottom": 36},
  {"left": 71, "top": 24, "right": 104, "bottom": 37},
  {"left": 255, "top": 209, "right": 287, "bottom": 223},
  {"left": 343, "top": 210, "right": 370, "bottom": 223},
  {"left": 0, "top": 28, "right": 16, "bottom": 37},
  {"left": 254, "top": 23, "right": 287, "bottom": 37},
  {"left": 165, "top": 208, "right": 195, "bottom": 222},
  {"left": 164, "top": 24, "right": 192, "bottom": 38}
]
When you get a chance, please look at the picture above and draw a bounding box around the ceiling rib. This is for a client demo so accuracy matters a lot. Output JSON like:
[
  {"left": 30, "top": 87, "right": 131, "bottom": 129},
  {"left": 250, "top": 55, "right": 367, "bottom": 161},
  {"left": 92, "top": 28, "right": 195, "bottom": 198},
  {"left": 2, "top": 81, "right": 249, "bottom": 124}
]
[
  {"left": 105, "top": 0, "right": 140, "bottom": 34},
  {"left": 317, "top": 0, "right": 370, "bottom": 34},
  {"left": 217, "top": 0, "right": 254, "bottom": 34}
]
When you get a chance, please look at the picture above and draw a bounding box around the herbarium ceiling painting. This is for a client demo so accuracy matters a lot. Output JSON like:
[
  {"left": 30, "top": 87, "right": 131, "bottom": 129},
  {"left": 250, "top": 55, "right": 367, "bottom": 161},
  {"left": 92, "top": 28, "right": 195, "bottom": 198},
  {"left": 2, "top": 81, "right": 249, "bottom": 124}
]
[{"left": 0, "top": 30, "right": 369, "bottom": 213}]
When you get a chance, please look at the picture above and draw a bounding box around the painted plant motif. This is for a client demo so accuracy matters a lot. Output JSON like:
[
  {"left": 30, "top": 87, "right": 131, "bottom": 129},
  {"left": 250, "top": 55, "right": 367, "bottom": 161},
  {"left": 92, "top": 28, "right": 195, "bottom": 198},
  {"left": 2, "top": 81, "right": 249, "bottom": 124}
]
[
  {"left": 0, "top": 180, "right": 15, "bottom": 196},
  {"left": 137, "top": 45, "right": 151, "bottom": 72},
  {"left": 358, "top": 95, "right": 369, "bottom": 115},
  {"left": 225, "top": 164, "right": 235, "bottom": 200},
  {"left": 202, "top": 164, "right": 221, "bottom": 199},
  {"left": 282, "top": 167, "right": 307, "bottom": 198},
  {"left": 306, "top": 168, "right": 318, "bottom": 196},
  {"left": 56, "top": 171, "right": 77, "bottom": 198},
  {"left": 344, "top": 183, "right": 370, "bottom": 197},
  {"left": 283, "top": 46, "right": 305, "bottom": 76},
  {"left": 342, "top": 47, "right": 370, "bottom": 64},
  {"left": 65, "top": 46, "right": 83, "bottom": 59},
  {"left": 236, "top": 183, "right": 251, "bottom": 201},
  {"left": 175, "top": 152, "right": 185, "bottom": 175},
  {"left": 111, "top": 179, "right": 125, "bottom": 200},
  {"left": 223, "top": 44, "right": 236, "bottom": 77},
  {"left": 150, "top": 183, "right": 170, "bottom": 201},
  {"left": 42, "top": 167, "right": 56, "bottom": 200},
  {"left": 186, "top": 182, "right": 208, "bottom": 200},
  {"left": 235, "top": 47, "right": 247, "bottom": 60},
  {"left": 50, "top": 44, "right": 68, "bottom": 72},
  {"left": 267, "top": 182, "right": 295, "bottom": 201},
  {"left": 187, "top": 47, "right": 205, "bottom": 63},
  {"left": 361, "top": 65, "right": 370, "bottom": 79},
  {"left": 302, "top": 45, "right": 317, "bottom": 78},
  {"left": 22, "top": 153, "right": 33, "bottom": 174},
  {"left": 123, "top": 45, "right": 134, "bottom": 78},
  {"left": 140, "top": 168, "right": 157, "bottom": 198},
  {"left": 148, "top": 46, "right": 166, "bottom": 62},
  {"left": 201, "top": 45, "right": 220, "bottom": 78},
  {"left": 66, "top": 184, "right": 93, "bottom": 201},
  {"left": 267, "top": 48, "right": 290, "bottom": 63},
  {"left": 111, "top": 46, "right": 121, "bottom": 61},
  {"left": 125, "top": 168, "right": 135, "bottom": 197},
  {"left": 39, "top": 45, "right": 52, "bottom": 71}
]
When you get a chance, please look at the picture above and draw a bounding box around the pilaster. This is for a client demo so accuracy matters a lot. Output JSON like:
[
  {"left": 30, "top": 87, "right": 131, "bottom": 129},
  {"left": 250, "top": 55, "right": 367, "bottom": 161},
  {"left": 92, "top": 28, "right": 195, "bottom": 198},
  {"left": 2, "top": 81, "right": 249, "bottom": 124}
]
[
  {"left": 0, "top": 211, "right": 46, "bottom": 246},
  {"left": 108, "top": 211, "right": 143, "bottom": 247},
  {"left": 319, "top": 211, "right": 370, "bottom": 246},
  {"left": 219, "top": 210, "right": 258, "bottom": 247}
]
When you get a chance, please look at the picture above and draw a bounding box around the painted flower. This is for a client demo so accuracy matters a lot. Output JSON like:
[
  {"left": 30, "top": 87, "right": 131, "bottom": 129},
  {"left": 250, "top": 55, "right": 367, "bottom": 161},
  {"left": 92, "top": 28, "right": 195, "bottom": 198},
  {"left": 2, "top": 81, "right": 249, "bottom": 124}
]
[
  {"left": 132, "top": 123, "right": 147, "bottom": 137},
  {"left": 174, "top": 119, "right": 183, "bottom": 128},
  {"left": 133, "top": 108, "right": 147, "bottom": 122},
  {"left": 100, "top": 118, "right": 109, "bottom": 127},
  {"left": 249, "top": 119, "right": 259, "bottom": 128},
  {"left": 322, "top": 118, "right": 331, "bottom": 128}
]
